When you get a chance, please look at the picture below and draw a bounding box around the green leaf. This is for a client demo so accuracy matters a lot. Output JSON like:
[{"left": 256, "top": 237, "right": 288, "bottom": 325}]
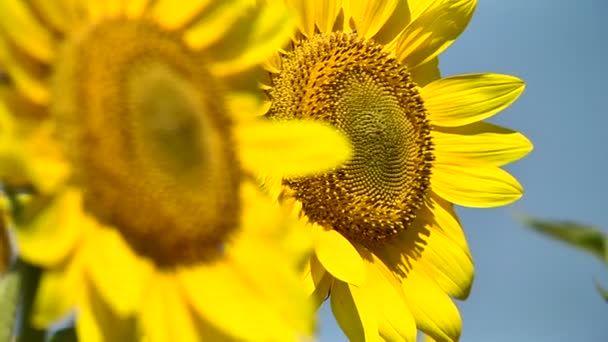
[
  {"left": 595, "top": 281, "right": 608, "bottom": 303},
  {"left": 520, "top": 216, "right": 607, "bottom": 263}
]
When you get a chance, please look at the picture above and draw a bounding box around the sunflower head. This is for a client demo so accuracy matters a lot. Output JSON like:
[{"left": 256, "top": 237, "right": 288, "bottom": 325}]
[
  {"left": 269, "top": 31, "right": 435, "bottom": 247},
  {"left": 51, "top": 18, "right": 243, "bottom": 267}
]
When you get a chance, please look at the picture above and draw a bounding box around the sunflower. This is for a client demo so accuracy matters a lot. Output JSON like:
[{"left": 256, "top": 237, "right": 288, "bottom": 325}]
[
  {"left": 262, "top": 0, "right": 532, "bottom": 341},
  {"left": 0, "top": 0, "right": 353, "bottom": 341}
]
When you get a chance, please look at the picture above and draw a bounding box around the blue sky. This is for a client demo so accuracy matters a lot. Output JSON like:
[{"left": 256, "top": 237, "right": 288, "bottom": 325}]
[{"left": 318, "top": 0, "right": 608, "bottom": 340}]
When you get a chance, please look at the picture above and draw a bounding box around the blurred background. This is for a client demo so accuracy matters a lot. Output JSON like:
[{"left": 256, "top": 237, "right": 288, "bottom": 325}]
[{"left": 318, "top": 0, "right": 608, "bottom": 340}]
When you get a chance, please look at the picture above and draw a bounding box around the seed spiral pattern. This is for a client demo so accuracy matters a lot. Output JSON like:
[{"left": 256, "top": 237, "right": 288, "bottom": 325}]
[
  {"left": 267, "top": 32, "right": 434, "bottom": 247},
  {"left": 52, "top": 19, "right": 240, "bottom": 266}
]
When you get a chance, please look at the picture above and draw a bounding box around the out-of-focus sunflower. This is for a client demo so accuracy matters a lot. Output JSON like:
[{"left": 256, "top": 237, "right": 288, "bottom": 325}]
[
  {"left": 0, "top": 0, "right": 352, "bottom": 341},
  {"left": 263, "top": 0, "right": 532, "bottom": 341}
]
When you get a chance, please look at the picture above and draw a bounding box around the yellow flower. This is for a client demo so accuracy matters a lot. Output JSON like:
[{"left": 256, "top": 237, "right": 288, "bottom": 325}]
[
  {"left": 262, "top": 0, "right": 532, "bottom": 341},
  {"left": 0, "top": 0, "right": 352, "bottom": 341}
]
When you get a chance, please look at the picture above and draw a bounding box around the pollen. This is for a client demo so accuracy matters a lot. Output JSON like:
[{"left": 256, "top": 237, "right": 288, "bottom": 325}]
[
  {"left": 51, "top": 19, "right": 240, "bottom": 267},
  {"left": 267, "top": 32, "right": 434, "bottom": 247}
]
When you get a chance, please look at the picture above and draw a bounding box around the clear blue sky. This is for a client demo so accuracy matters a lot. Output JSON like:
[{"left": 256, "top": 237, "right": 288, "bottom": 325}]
[{"left": 318, "top": 0, "right": 608, "bottom": 340}]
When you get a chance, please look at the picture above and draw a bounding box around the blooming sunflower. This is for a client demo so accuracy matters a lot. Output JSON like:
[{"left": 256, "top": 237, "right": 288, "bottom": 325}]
[
  {"left": 0, "top": 0, "right": 352, "bottom": 341},
  {"left": 262, "top": 0, "right": 532, "bottom": 341}
]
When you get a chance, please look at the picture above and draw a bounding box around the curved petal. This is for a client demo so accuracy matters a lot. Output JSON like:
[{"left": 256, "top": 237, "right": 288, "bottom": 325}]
[
  {"left": 15, "top": 189, "right": 85, "bottom": 267},
  {"left": 344, "top": 0, "right": 399, "bottom": 39},
  {"left": 415, "top": 199, "right": 474, "bottom": 300},
  {"left": 432, "top": 163, "right": 523, "bottom": 208},
  {"left": 283, "top": 0, "right": 316, "bottom": 36},
  {"left": 183, "top": 0, "right": 251, "bottom": 50},
  {"left": 226, "top": 92, "right": 266, "bottom": 122},
  {"left": 410, "top": 57, "right": 441, "bottom": 87},
  {"left": 238, "top": 182, "right": 312, "bottom": 265},
  {"left": 311, "top": 271, "right": 333, "bottom": 308},
  {"left": 226, "top": 229, "right": 314, "bottom": 337},
  {"left": 237, "top": 119, "right": 352, "bottom": 178},
  {"left": 315, "top": 0, "right": 343, "bottom": 33},
  {"left": 125, "top": 0, "right": 152, "bottom": 18},
  {"left": 433, "top": 121, "right": 533, "bottom": 166},
  {"left": 84, "top": 227, "right": 154, "bottom": 317},
  {"left": 365, "top": 254, "right": 417, "bottom": 342},
  {"left": 208, "top": 3, "right": 297, "bottom": 76},
  {"left": 302, "top": 254, "right": 327, "bottom": 296},
  {"left": 138, "top": 274, "right": 201, "bottom": 342},
  {"left": 314, "top": 225, "right": 365, "bottom": 286},
  {"left": 28, "top": 0, "right": 72, "bottom": 33},
  {"left": 0, "top": 34, "right": 49, "bottom": 105},
  {"left": 374, "top": 196, "right": 472, "bottom": 300},
  {"left": 402, "top": 271, "right": 462, "bottom": 342},
  {"left": 371, "top": 0, "right": 411, "bottom": 45},
  {"left": 31, "top": 261, "right": 81, "bottom": 327},
  {"left": 330, "top": 280, "right": 379, "bottom": 341},
  {"left": 0, "top": 0, "right": 56, "bottom": 62},
  {"left": 423, "top": 74, "right": 525, "bottom": 127},
  {"left": 407, "top": 0, "right": 433, "bottom": 21},
  {"left": 180, "top": 263, "right": 296, "bottom": 341},
  {"left": 76, "top": 283, "right": 138, "bottom": 342},
  {"left": 99, "top": 0, "right": 123, "bottom": 17},
  {"left": 388, "top": 0, "right": 476, "bottom": 68},
  {"left": 150, "top": 0, "right": 212, "bottom": 30}
]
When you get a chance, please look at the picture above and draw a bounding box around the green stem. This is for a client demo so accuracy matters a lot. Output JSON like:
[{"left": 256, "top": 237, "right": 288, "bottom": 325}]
[{"left": 16, "top": 260, "right": 45, "bottom": 342}]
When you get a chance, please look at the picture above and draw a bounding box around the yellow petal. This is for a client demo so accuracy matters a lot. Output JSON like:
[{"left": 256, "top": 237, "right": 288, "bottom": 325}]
[
  {"left": 330, "top": 280, "right": 379, "bottom": 341},
  {"left": 432, "top": 164, "right": 523, "bottom": 208},
  {"left": 314, "top": 224, "right": 365, "bottom": 286},
  {"left": 183, "top": 0, "right": 251, "bottom": 50},
  {"left": 423, "top": 74, "right": 525, "bottom": 127},
  {"left": 237, "top": 119, "right": 352, "bottom": 178},
  {"left": 124, "top": 0, "right": 151, "bottom": 18},
  {"left": 364, "top": 254, "right": 417, "bottom": 342},
  {"left": 209, "top": 3, "right": 297, "bottom": 76},
  {"left": 388, "top": 0, "right": 476, "bottom": 68},
  {"left": 370, "top": 0, "right": 411, "bottom": 45},
  {"left": 150, "top": 0, "right": 212, "bottom": 30},
  {"left": 283, "top": 0, "right": 316, "bottom": 36},
  {"left": 0, "top": 0, "right": 56, "bottom": 62},
  {"left": 28, "top": 0, "right": 72, "bottom": 33},
  {"left": 344, "top": 0, "right": 400, "bottom": 39},
  {"left": 414, "top": 199, "right": 474, "bottom": 299},
  {"left": 238, "top": 180, "right": 313, "bottom": 265},
  {"left": 0, "top": 99, "right": 15, "bottom": 143},
  {"left": 83, "top": 227, "right": 153, "bottom": 317},
  {"left": 227, "top": 227, "right": 314, "bottom": 337},
  {"left": 15, "top": 189, "right": 85, "bottom": 267},
  {"left": 372, "top": 198, "right": 472, "bottom": 299},
  {"left": 433, "top": 121, "right": 533, "bottom": 166},
  {"left": 302, "top": 254, "right": 327, "bottom": 296},
  {"left": 101, "top": 0, "right": 123, "bottom": 17},
  {"left": 139, "top": 273, "right": 201, "bottom": 342},
  {"left": 20, "top": 123, "right": 69, "bottom": 193},
  {"left": 0, "top": 34, "right": 50, "bottom": 105},
  {"left": 76, "top": 283, "right": 138, "bottom": 342},
  {"left": 31, "top": 265, "right": 79, "bottom": 327},
  {"left": 314, "top": 0, "right": 343, "bottom": 33},
  {"left": 180, "top": 263, "right": 295, "bottom": 341},
  {"left": 311, "top": 271, "right": 333, "bottom": 308},
  {"left": 402, "top": 272, "right": 462, "bottom": 342},
  {"left": 410, "top": 57, "right": 441, "bottom": 87},
  {"left": 407, "top": 0, "right": 433, "bottom": 20},
  {"left": 226, "top": 92, "right": 266, "bottom": 122}
]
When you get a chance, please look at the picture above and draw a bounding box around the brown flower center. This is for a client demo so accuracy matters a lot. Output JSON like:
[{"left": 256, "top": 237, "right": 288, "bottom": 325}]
[
  {"left": 51, "top": 19, "right": 240, "bottom": 267},
  {"left": 267, "top": 32, "right": 434, "bottom": 247}
]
